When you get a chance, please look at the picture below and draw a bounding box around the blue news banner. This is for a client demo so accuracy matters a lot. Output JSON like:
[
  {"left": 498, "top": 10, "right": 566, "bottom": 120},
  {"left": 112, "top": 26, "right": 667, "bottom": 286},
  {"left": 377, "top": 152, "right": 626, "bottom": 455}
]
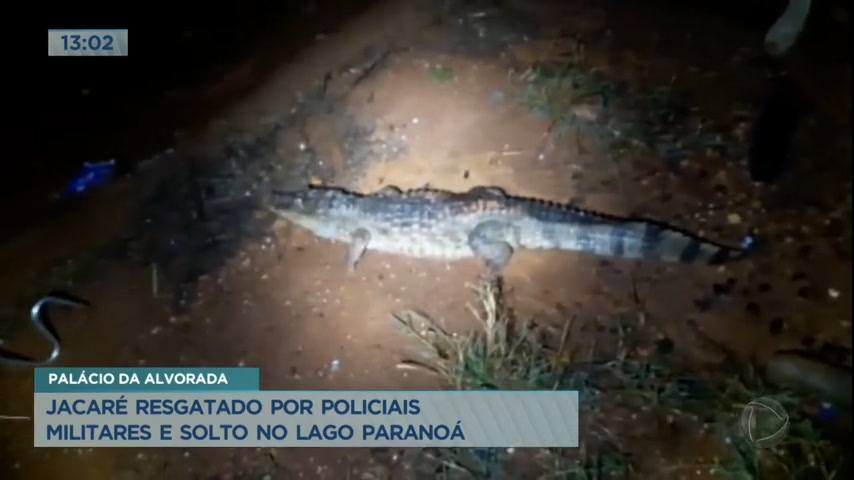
[{"left": 33, "top": 368, "right": 579, "bottom": 448}]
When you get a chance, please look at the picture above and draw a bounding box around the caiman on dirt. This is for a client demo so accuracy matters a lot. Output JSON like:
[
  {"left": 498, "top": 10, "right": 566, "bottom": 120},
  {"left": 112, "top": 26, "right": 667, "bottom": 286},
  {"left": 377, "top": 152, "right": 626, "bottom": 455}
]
[{"left": 267, "top": 185, "right": 756, "bottom": 276}]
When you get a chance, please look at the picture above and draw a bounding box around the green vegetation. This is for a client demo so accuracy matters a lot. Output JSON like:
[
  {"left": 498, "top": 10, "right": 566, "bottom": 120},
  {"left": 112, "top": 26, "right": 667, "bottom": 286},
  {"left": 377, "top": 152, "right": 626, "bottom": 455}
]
[
  {"left": 430, "top": 64, "right": 456, "bottom": 84},
  {"left": 395, "top": 277, "right": 845, "bottom": 479}
]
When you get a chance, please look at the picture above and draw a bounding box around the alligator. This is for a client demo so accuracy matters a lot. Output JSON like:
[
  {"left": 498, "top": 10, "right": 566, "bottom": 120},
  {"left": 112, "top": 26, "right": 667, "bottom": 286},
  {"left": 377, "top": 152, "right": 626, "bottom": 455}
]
[{"left": 266, "top": 184, "right": 756, "bottom": 276}]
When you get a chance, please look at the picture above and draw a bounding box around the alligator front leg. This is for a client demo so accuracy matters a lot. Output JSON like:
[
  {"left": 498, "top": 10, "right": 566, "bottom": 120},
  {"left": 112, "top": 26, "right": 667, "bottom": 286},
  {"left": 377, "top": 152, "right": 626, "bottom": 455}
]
[
  {"left": 468, "top": 220, "right": 515, "bottom": 278},
  {"left": 347, "top": 228, "right": 371, "bottom": 273}
]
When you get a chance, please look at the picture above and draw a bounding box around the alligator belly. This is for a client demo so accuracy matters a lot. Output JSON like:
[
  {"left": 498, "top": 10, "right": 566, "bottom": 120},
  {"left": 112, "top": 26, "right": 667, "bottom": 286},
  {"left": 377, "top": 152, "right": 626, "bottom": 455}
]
[{"left": 365, "top": 228, "right": 473, "bottom": 260}]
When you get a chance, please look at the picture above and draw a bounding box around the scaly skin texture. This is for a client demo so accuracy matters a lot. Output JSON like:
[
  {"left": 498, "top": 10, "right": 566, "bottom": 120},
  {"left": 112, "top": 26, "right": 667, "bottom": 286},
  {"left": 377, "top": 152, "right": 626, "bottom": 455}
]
[{"left": 267, "top": 185, "right": 754, "bottom": 276}]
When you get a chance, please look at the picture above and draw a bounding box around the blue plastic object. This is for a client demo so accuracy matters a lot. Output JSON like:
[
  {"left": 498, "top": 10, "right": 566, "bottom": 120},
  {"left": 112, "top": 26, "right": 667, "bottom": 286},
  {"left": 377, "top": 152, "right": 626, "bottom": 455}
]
[
  {"left": 61, "top": 159, "right": 116, "bottom": 197},
  {"left": 816, "top": 402, "right": 838, "bottom": 423}
]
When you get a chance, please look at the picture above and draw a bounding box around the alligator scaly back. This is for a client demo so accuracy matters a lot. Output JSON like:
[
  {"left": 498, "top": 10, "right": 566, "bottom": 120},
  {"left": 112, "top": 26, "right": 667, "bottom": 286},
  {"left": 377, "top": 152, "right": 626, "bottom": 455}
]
[{"left": 267, "top": 185, "right": 756, "bottom": 275}]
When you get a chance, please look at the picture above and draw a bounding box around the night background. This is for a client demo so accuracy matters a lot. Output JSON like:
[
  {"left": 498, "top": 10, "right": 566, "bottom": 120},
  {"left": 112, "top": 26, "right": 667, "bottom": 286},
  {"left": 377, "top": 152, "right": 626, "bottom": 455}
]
[{"left": 1, "top": 0, "right": 851, "bottom": 478}]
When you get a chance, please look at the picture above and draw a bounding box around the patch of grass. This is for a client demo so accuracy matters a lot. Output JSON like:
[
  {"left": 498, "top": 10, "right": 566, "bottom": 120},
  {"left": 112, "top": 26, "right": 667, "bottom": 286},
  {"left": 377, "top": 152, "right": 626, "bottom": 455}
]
[
  {"left": 704, "top": 378, "right": 846, "bottom": 480},
  {"left": 516, "top": 61, "right": 619, "bottom": 139},
  {"left": 395, "top": 279, "right": 557, "bottom": 391},
  {"left": 430, "top": 64, "right": 456, "bottom": 84},
  {"left": 247, "top": 451, "right": 286, "bottom": 479},
  {"left": 513, "top": 51, "right": 738, "bottom": 174},
  {"left": 394, "top": 277, "right": 846, "bottom": 479}
]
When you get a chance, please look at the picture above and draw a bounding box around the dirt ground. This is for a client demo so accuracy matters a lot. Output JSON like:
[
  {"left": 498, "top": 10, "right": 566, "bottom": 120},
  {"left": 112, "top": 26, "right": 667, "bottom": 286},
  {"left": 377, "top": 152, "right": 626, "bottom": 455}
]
[{"left": 1, "top": 0, "right": 851, "bottom": 478}]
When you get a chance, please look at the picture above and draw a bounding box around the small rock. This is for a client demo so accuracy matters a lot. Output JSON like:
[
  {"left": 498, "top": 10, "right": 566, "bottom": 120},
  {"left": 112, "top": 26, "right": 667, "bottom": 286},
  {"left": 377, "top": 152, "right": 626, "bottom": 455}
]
[{"left": 726, "top": 213, "right": 742, "bottom": 224}]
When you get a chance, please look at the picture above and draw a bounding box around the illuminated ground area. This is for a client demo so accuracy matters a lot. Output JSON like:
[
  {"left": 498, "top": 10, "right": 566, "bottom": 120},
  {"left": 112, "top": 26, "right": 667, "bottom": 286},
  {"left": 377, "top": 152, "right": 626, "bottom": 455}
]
[{"left": 1, "top": 0, "right": 851, "bottom": 478}]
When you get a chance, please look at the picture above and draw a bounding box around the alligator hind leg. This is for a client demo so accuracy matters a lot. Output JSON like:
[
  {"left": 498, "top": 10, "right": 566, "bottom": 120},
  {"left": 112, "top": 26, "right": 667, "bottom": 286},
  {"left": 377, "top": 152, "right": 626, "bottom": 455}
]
[
  {"left": 347, "top": 228, "right": 371, "bottom": 273},
  {"left": 468, "top": 221, "right": 515, "bottom": 278}
]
